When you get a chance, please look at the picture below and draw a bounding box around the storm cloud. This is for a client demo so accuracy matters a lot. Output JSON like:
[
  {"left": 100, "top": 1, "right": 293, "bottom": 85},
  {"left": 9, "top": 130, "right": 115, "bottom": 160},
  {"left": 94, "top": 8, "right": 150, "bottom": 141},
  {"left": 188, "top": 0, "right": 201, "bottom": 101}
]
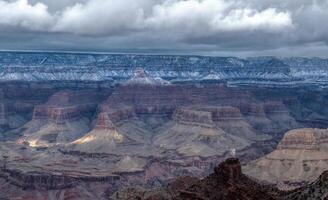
[{"left": 0, "top": 0, "right": 327, "bottom": 56}]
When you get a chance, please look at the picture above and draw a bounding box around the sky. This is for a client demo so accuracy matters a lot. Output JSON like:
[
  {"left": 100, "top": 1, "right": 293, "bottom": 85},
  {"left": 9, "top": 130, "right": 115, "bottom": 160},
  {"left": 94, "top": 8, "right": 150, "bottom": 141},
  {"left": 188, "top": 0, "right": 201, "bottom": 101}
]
[{"left": 0, "top": 0, "right": 328, "bottom": 57}]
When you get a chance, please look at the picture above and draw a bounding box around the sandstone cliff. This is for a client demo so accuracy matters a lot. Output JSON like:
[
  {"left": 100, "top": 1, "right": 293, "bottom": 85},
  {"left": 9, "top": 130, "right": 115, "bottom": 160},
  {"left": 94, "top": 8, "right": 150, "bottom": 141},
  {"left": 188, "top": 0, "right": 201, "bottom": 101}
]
[{"left": 244, "top": 128, "right": 328, "bottom": 189}]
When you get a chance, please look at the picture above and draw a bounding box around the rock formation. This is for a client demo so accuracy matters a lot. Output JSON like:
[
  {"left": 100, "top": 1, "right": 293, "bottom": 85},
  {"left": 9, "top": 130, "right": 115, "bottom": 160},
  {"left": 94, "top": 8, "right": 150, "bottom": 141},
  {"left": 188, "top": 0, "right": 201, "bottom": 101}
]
[
  {"left": 244, "top": 128, "right": 328, "bottom": 189},
  {"left": 110, "top": 158, "right": 281, "bottom": 200},
  {"left": 19, "top": 90, "right": 99, "bottom": 146}
]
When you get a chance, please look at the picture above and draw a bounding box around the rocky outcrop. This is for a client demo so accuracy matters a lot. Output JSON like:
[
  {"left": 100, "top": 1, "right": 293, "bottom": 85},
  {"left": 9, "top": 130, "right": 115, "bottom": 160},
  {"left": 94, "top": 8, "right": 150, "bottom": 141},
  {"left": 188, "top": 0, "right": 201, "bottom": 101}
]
[
  {"left": 244, "top": 128, "right": 328, "bottom": 189},
  {"left": 214, "top": 158, "right": 242, "bottom": 184},
  {"left": 111, "top": 158, "right": 280, "bottom": 200}
]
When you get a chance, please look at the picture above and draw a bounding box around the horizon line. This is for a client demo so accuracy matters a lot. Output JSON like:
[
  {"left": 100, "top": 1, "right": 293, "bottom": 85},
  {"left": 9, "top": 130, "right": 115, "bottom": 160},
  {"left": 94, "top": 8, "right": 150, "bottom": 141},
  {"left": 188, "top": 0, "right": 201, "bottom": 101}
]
[{"left": 0, "top": 49, "right": 327, "bottom": 59}]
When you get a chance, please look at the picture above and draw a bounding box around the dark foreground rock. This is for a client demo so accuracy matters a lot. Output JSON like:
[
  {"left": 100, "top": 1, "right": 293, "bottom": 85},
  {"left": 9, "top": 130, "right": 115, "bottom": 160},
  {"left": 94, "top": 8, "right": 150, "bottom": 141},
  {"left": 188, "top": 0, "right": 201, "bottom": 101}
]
[{"left": 111, "top": 158, "right": 328, "bottom": 200}]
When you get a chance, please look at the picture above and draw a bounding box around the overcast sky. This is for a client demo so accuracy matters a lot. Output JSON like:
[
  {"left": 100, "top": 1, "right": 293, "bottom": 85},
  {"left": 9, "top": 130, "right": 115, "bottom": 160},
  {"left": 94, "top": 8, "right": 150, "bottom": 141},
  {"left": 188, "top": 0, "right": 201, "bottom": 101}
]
[{"left": 0, "top": 0, "right": 327, "bottom": 57}]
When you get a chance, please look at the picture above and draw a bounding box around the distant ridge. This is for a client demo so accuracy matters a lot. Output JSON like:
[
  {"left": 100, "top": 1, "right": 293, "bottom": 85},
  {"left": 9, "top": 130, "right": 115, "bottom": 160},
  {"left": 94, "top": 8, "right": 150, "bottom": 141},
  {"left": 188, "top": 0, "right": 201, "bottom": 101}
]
[{"left": 0, "top": 52, "right": 327, "bottom": 87}]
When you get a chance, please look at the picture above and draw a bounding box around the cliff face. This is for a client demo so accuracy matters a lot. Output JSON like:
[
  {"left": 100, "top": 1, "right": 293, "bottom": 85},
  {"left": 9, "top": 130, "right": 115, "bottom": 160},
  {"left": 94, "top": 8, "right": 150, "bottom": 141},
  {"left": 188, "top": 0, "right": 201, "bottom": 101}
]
[{"left": 244, "top": 128, "right": 328, "bottom": 189}]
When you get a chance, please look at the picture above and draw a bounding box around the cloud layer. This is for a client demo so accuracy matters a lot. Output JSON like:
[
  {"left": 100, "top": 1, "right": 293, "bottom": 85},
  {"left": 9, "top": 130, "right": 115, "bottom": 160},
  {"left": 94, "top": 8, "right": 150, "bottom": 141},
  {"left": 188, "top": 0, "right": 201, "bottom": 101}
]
[
  {"left": 0, "top": 0, "right": 52, "bottom": 30},
  {"left": 0, "top": 0, "right": 292, "bottom": 35},
  {"left": 0, "top": 0, "right": 327, "bottom": 56}
]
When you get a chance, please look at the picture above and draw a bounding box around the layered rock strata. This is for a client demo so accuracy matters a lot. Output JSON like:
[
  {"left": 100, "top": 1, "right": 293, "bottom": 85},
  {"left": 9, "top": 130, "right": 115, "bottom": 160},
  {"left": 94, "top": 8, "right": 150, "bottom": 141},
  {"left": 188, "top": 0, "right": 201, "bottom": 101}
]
[
  {"left": 20, "top": 90, "right": 99, "bottom": 146},
  {"left": 244, "top": 128, "right": 328, "bottom": 189}
]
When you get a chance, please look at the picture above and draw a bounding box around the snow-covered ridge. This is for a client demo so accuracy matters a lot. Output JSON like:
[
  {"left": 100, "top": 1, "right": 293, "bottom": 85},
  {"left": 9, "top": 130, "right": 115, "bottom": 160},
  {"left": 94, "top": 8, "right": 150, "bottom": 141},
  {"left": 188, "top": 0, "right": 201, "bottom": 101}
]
[
  {"left": 0, "top": 52, "right": 328, "bottom": 86},
  {"left": 125, "top": 68, "right": 170, "bottom": 85}
]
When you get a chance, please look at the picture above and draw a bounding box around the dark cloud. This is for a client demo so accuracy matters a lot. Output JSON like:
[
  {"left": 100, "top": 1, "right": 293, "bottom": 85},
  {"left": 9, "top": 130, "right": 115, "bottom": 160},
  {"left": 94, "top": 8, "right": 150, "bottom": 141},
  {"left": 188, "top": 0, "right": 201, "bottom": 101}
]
[{"left": 0, "top": 0, "right": 327, "bottom": 57}]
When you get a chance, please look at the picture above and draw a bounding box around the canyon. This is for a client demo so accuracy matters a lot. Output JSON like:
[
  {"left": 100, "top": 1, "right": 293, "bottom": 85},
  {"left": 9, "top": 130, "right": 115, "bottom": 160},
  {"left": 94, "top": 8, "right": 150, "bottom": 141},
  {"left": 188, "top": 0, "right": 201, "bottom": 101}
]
[{"left": 0, "top": 52, "right": 328, "bottom": 199}]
